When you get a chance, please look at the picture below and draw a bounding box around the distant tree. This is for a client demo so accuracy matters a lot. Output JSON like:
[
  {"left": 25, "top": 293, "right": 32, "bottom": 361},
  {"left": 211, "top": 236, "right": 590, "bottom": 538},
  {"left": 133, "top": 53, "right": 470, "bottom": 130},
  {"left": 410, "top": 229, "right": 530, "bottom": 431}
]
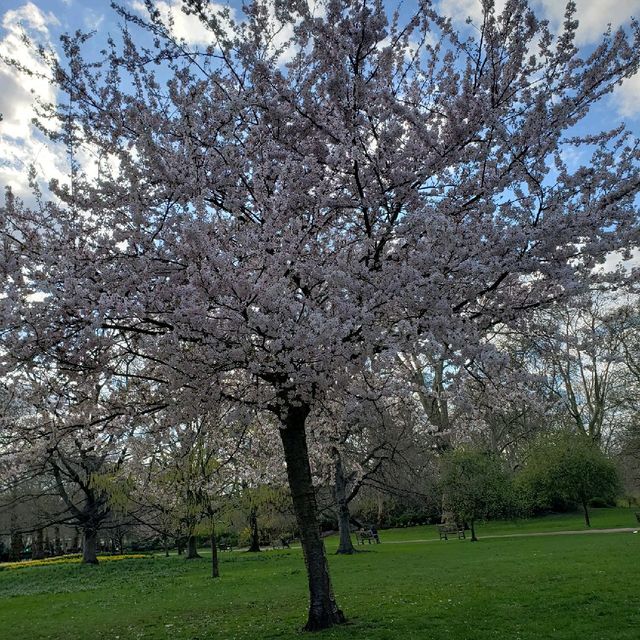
[
  {"left": 439, "top": 448, "right": 511, "bottom": 541},
  {"left": 517, "top": 433, "right": 620, "bottom": 526},
  {"left": 513, "top": 297, "right": 632, "bottom": 449}
]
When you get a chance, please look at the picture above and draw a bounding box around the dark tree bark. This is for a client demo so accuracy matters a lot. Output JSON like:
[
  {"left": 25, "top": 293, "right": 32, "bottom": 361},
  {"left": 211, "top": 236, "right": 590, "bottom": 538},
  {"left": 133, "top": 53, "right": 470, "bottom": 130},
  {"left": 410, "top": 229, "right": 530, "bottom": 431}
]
[
  {"left": 9, "top": 531, "right": 23, "bottom": 562},
  {"left": 82, "top": 528, "right": 99, "bottom": 564},
  {"left": 54, "top": 526, "right": 62, "bottom": 555},
  {"left": 279, "top": 403, "right": 345, "bottom": 631},
  {"left": 117, "top": 530, "right": 125, "bottom": 553},
  {"left": 186, "top": 535, "right": 201, "bottom": 559},
  {"left": 333, "top": 450, "right": 355, "bottom": 555},
  {"left": 177, "top": 536, "right": 185, "bottom": 555},
  {"left": 376, "top": 496, "right": 385, "bottom": 528},
  {"left": 210, "top": 519, "right": 219, "bottom": 578},
  {"left": 32, "top": 528, "right": 45, "bottom": 560},
  {"left": 582, "top": 499, "right": 591, "bottom": 527},
  {"left": 45, "top": 531, "right": 52, "bottom": 555},
  {"left": 470, "top": 519, "right": 478, "bottom": 542},
  {"left": 247, "top": 505, "right": 261, "bottom": 552}
]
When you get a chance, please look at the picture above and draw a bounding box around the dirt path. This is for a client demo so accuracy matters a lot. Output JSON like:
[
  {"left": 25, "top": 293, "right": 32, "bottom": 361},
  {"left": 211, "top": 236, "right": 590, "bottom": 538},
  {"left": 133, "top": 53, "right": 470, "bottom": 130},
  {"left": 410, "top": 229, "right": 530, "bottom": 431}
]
[{"left": 383, "top": 527, "right": 638, "bottom": 544}]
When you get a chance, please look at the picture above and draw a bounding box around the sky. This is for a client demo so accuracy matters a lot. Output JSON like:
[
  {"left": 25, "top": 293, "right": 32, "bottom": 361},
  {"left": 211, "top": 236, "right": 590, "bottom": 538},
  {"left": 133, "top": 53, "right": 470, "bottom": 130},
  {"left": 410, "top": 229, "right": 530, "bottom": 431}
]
[{"left": 1, "top": 0, "right": 639, "bottom": 201}]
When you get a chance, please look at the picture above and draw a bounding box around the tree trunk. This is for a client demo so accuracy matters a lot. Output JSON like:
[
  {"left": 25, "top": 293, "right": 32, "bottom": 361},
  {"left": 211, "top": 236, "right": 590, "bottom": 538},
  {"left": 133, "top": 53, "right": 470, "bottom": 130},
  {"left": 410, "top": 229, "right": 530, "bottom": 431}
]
[
  {"left": 45, "top": 531, "right": 52, "bottom": 555},
  {"left": 117, "top": 531, "right": 125, "bottom": 553},
  {"left": 177, "top": 537, "right": 185, "bottom": 555},
  {"left": 279, "top": 404, "right": 345, "bottom": 631},
  {"left": 163, "top": 534, "right": 170, "bottom": 557},
  {"left": 582, "top": 499, "right": 591, "bottom": 527},
  {"left": 54, "top": 526, "right": 62, "bottom": 555},
  {"left": 82, "top": 529, "right": 99, "bottom": 564},
  {"left": 9, "top": 531, "right": 23, "bottom": 562},
  {"left": 376, "top": 495, "right": 385, "bottom": 528},
  {"left": 210, "top": 519, "right": 219, "bottom": 578},
  {"left": 247, "top": 505, "right": 261, "bottom": 552},
  {"left": 333, "top": 450, "right": 355, "bottom": 555},
  {"left": 33, "top": 528, "right": 45, "bottom": 560},
  {"left": 186, "top": 535, "right": 201, "bottom": 559},
  {"left": 470, "top": 519, "right": 478, "bottom": 542}
]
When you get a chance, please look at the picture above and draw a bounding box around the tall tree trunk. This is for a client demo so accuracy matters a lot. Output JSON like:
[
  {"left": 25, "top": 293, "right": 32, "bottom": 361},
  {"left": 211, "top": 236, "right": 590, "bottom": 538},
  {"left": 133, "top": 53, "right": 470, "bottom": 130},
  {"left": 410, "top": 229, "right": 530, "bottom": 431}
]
[
  {"left": 186, "top": 534, "right": 201, "bottom": 559},
  {"left": 9, "top": 531, "right": 23, "bottom": 562},
  {"left": 582, "top": 499, "right": 591, "bottom": 527},
  {"left": 33, "top": 528, "right": 45, "bottom": 560},
  {"left": 247, "top": 505, "right": 261, "bottom": 552},
  {"left": 82, "top": 528, "right": 99, "bottom": 564},
  {"left": 333, "top": 450, "right": 355, "bottom": 555},
  {"left": 376, "top": 495, "right": 385, "bottom": 528},
  {"left": 117, "top": 530, "right": 125, "bottom": 553},
  {"left": 163, "top": 534, "right": 170, "bottom": 557},
  {"left": 470, "top": 519, "right": 478, "bottom": 542},
  {"left": 54, "top": 526, "right": 62, "bottom": 555},
  {"left": 210, "top": 518, "right": 219, "bottom": 578},
  {"left": 279, "top": 404, "right": 345, "bottom": 631},
  {"left": 45, "top": 531, "right": 52, "bottom": 555}
]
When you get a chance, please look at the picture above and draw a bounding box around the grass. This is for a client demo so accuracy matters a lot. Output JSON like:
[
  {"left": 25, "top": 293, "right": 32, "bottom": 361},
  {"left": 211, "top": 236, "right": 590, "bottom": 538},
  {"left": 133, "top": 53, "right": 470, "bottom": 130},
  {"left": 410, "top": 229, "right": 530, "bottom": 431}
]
[
  {"left": 0, "top": 508, "right": 638, "bottom": 640},
  {"left": 377, "top": 506, "right": 638, "bottom": 543}
]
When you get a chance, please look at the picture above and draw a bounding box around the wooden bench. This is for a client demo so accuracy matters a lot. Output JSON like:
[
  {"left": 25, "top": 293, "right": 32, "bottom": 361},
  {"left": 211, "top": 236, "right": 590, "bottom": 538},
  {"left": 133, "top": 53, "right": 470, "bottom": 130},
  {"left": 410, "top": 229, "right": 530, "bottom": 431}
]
[
  {"left": 272, "top": 537, "right": 292, "bottom": 549},
  {"left": 355, "top": 529, "right": 380, "bottom": 545},
  {"left": 436, "top": 523, "right": 465, "bottom": 541}
]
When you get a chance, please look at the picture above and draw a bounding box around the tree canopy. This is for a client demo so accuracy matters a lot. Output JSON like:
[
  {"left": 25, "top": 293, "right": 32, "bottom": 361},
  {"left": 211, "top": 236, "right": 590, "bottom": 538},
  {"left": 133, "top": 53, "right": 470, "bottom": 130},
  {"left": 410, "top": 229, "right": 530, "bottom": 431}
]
[{"left": 1, "top": 0, "right": 639, "bottom": 631}]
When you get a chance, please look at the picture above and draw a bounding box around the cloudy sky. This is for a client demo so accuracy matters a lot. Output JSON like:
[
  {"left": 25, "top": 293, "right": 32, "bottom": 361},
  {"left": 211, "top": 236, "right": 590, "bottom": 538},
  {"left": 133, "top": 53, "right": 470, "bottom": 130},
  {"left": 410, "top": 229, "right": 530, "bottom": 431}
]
[{"left": 1, "top": 0, "right": 639, "bottom": 199}]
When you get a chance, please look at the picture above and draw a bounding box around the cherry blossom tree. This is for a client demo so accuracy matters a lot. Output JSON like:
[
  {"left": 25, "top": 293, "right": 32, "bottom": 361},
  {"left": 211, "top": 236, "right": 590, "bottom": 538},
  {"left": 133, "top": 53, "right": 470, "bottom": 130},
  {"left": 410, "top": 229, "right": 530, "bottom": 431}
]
[
  {"left": 2, "top": 0, "right": 640, "bottom": 629},
  {"left": 0, "top": 363, "right": 136, "bottom": 564}
]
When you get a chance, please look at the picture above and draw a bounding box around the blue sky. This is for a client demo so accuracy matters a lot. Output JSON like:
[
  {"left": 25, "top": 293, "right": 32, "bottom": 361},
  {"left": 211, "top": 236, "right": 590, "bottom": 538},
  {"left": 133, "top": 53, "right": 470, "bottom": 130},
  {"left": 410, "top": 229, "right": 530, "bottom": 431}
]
[{"left": 1, "top": 0, "right": 639, "bottom": 199}]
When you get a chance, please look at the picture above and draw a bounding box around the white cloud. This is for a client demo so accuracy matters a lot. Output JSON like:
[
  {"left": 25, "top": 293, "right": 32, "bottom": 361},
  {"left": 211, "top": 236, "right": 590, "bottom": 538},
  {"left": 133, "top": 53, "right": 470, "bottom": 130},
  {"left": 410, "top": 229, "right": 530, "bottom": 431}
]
[
  {"left": 537, "top": 0, "right": 640, "bottom": 46},
  {"left": 437, "top": 0, "right": 640, "bottom": 117},
  {"left": 614, "top": 71, "right": 640, "bottom": 118},
  {"left": 131, "top": 0, "right": 233, "bottom": 47},
  {"left": 129, "top": 1, "right": 301, "bottom": 64},
  {"left": 83, "top": 9, "right": 105, "bottom": 32},
  {"left": 0, "top": 3, "right": 68, "bottom": 198},
  {"left": 437, "top": 0, "right": 640, "bottom": 46}
]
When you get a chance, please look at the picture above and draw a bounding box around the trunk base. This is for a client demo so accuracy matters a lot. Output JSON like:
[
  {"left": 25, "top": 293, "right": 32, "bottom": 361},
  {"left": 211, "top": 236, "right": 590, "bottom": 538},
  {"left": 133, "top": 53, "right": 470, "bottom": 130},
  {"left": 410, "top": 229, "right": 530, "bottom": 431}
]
[
  {"left": 304, "top": 608, "right": 346, "bottom": 632},
  {"left": 185, "top": 536, "right": 201, "bottom": 559},
  {"left": 279, "top": 405, "right": 346, "bottom": 633},
  {"left": 82, "top": 530, "right": 99, "bottom": 564}
]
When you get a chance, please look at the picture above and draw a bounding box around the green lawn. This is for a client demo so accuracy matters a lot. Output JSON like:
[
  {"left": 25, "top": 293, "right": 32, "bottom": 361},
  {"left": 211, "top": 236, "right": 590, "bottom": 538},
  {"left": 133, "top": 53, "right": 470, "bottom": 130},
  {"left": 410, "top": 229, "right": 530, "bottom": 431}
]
[
  {"left": 373, "top": 506, "right": 639, "bottom": 543},
  {"left": 1, "top": 509, "right": 638, "bottom": 640}
]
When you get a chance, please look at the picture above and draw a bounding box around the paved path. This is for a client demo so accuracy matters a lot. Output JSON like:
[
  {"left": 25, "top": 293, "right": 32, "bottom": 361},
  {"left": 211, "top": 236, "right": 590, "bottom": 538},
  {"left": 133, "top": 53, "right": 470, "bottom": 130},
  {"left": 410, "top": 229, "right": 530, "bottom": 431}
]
[{"left": 383, "top": 527, "right": 638, "bottom": 544}]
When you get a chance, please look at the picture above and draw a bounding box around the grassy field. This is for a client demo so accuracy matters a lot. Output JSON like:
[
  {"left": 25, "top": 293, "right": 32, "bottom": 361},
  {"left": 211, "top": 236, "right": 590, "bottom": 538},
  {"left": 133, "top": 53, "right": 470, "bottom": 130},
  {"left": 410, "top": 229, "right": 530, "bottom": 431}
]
[
  {"left": 377, "top": 505, "right": 638, "bottom": 542},
  {"left": 0, "top": 508, "right": 638, "bottom": 640}
]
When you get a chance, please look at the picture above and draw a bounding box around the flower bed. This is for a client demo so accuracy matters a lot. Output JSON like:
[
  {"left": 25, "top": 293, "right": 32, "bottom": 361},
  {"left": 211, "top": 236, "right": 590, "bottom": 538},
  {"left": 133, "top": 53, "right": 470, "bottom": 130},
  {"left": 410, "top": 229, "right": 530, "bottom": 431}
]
[{"left": 0, "top": 554, "right": 151, "bottom": 570}]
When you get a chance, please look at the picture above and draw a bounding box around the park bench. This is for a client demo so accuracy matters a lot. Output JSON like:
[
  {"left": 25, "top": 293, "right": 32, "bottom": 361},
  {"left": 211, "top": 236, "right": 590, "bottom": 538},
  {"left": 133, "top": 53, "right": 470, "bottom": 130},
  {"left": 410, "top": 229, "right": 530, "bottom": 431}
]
[
  {"left": 217, "top": 542, "right": 233, "bottom": 551},
  {"left": 436, "top": 523, "right": 465, "bottom": 541},
  {"left": 355, "top": 528, "right": 380, "bottom": 545},
  {"left": 272, "top": 537, "right": 292, "bottom": 549}
]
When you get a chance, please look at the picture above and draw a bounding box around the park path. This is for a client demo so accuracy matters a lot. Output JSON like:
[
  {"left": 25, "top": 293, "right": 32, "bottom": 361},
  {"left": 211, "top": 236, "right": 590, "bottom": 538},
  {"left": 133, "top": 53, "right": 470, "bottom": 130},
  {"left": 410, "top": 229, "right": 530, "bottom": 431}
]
[{"left": 382, "top": 527, "right": 638, "bottom": 545}]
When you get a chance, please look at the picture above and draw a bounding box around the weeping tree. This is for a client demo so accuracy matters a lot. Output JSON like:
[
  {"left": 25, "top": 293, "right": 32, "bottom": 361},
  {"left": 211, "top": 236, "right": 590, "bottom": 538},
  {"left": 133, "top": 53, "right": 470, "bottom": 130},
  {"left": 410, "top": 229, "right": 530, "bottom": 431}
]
[
  {"left": 439, "top": 447, "right": 511, "bottom": 541},
  {"left": 517, "top": 432, "right": 620, "bottom": 526}
]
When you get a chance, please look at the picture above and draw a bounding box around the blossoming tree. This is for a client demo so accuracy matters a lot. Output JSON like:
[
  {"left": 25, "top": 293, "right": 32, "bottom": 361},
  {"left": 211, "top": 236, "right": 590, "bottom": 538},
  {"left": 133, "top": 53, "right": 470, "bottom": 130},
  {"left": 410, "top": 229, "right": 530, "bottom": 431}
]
[{"left": 2, "top": 0, "right": 639, "bottom": 629}]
